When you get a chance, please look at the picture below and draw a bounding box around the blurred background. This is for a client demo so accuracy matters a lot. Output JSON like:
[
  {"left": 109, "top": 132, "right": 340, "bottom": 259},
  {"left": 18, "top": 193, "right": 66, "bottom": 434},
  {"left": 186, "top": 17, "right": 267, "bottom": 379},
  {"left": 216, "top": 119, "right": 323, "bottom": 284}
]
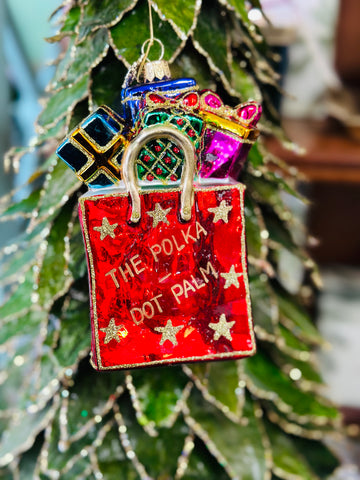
[
  {"left": 0, "top": 0, "right": 59, "bottom": 248},
  {"left": 0, "top": 0, "right": 359, "bottom": 472}
]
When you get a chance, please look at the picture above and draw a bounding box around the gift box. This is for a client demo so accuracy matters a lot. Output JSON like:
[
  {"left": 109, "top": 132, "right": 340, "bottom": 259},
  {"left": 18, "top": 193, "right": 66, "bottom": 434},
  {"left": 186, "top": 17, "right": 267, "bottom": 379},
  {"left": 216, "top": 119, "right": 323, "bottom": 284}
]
[
  {"left": 121, "top": 60, "right": 197, "bottom": 124},
  {"left": 78, "top": 126, "right": 255, "bottom": 370},
  {"left": 56, "top": 106, "right": 128, "bottom": 188},
  {"left": 197, "top": 91, "right": 262, "bottom": 180},
  {"left": 134, "top": 97, "right": 204, "bottom": 184}
]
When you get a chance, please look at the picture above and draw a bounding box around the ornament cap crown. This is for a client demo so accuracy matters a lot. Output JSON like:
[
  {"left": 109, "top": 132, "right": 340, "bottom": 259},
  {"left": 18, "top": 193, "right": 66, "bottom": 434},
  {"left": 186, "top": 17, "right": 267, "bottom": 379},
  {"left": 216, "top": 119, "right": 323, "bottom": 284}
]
[{"left": 144, "top": 60, "right": 171, "bottom": 83}]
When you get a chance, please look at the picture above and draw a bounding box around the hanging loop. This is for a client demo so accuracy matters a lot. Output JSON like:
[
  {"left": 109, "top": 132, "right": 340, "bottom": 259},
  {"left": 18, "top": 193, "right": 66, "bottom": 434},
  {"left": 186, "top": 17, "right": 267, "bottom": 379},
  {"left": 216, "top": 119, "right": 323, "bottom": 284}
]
[
  {"left": 140, "top": 37, "right": 165, "bottom": 61},
  {"left": 122, "top": 126, "right": 196, "bottom": 223}
]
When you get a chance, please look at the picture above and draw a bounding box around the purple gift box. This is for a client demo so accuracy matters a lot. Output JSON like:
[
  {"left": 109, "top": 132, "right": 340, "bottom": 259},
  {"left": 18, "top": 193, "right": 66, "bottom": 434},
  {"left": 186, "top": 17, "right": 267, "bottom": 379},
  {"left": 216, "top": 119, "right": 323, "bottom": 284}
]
[{"left": 197, "top": 92, "right": 262, "bottom": 181}]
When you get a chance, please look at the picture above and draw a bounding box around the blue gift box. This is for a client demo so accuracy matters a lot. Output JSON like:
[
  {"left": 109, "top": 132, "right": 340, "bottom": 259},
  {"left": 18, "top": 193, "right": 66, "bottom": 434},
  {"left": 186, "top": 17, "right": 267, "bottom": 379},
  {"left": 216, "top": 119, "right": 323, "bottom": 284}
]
[
  {"left": 56, "top": 106, "right": 127, "bottom": 188},
  {"left": 121, "top": 77, "right": 197, "bottom": 124}
]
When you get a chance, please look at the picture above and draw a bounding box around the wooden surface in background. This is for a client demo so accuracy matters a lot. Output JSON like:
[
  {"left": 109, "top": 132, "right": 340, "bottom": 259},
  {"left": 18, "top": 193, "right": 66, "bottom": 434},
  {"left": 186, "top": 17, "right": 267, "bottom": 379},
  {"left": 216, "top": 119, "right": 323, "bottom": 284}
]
[
  {"left": 266, "top": 118, "right": 360, "bottom": 183},
  {"left": 266, "top": 118, "right": 360, "bottom": 264}
]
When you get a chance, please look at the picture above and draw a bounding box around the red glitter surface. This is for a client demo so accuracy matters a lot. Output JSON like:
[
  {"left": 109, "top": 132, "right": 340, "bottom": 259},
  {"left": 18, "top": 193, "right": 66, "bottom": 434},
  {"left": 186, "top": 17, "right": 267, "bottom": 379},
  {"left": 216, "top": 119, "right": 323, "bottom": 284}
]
[{"left": 79, "top": 184, "right": 255, "bottom": 370}]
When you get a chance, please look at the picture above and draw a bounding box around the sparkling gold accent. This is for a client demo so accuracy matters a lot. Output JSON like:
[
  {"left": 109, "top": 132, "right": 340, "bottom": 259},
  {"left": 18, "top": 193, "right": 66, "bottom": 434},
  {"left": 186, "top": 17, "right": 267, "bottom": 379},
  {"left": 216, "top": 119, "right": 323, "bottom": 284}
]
[
  {"left": 220, "top": 265, "right": 243, "bottom": 289},
  {"left": 175, "top": 432, "right": 196, "bottom": 479},
  {"left": 199, "top": 110, "right": 259, "bottom": 141},
  {"left": 121, "top": 85, "right": 198, "bottom": 106},
  {"left": 144, "top": 60, "right": 171, "bottom": 82},
  {"left": 79, "top": 122, "right": 125, "bottom": 153},
  {"left": 125, "top": 374, "right": 158, "bottom": 437},
  {"left": 184, "top": 411, "right": 235, "bottom": 479},
  {"left": 209, "top": 314, "right": 235, "bottom": 341},
  {"left": 146, "top": 203, "right": 171, "bottom": 227},
  {"left": 182, "top": 365, "right": 243, "bottom": 424},
  {"left": 100, "top": 318, "right": 127, "bottom": 344},
  {"left": 113, "top": 402, "right": 151, "bottom": 478},
  {"left": 93, "top": 217, "right": 118, "bottom": 240},
  {"left": 154, "top": 319, "right": 184, "bottom": 346},
  {"left": 208, "top": 200, "right": 233, "bottom": 223}
]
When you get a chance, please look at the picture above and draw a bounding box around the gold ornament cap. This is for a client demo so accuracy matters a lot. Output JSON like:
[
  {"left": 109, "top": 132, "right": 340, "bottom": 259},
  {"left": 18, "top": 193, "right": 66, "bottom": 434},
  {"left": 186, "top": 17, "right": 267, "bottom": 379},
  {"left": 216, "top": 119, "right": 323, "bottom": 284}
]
[{"left": 144, "top": 60, "right": 171, "bottom": 83}]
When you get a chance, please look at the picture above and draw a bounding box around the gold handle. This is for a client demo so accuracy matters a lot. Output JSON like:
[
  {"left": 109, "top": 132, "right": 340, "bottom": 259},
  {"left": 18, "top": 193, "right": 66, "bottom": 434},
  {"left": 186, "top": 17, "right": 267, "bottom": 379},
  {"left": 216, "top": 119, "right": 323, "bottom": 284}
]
[{"left": 122, "top": 125, "right": 196, "bottom": 223}]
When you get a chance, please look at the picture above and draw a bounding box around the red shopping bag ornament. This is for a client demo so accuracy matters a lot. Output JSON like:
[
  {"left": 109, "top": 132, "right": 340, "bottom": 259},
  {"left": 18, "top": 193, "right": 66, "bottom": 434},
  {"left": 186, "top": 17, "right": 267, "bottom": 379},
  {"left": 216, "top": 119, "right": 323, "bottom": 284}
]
[{"left": 79, "top": 126, "right": 256, "bottom": 370}]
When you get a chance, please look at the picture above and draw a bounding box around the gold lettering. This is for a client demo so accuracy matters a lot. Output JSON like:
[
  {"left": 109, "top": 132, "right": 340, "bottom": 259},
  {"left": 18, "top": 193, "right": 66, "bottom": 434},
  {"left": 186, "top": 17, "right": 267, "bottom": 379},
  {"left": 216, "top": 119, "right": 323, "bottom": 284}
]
[
  {"left": 105, "top": 268, "right": 119, "bottom": 288},
  {"left": 118, "top": 262, "right": 134, "bottom": 282},
  {"left": 130, "top": 307, "right": 143, "bottom": 325},
  {"left": 172, "top": 235, "right": 185, "bottom": 252},
  {"left": 162, "top": 238, "right": 173, "bottom": 256},
  {"left": 181, "top": 225, "right": 197, "bottom": 244},
  {"left": 199, "top": 261, "right": 218, "bottom": 283},
  {"left": 151, "top": 294, "right": 163, "bottom": 313},
  {"left": 191, "top": 275, "right": 206, "bottom": 290},
  {"left": 150, "top": 244, "right": 161, "bottom": 262},
  {"left": 171, "top": 284, "right": 183, "bottom": 304},
  {"left": 142, "top": 301, "right": 155, "bottom": 319},
  {"left": 130, "top": 254, "right": 145, "bottom": 275},
  {"left": 130, "top": 295, "right": 164, "bottom": 325},
  {"left": 183, "top": 279, "right": 196, "bottom": 298},
  {"left": 196, "top": 221, "right": 208, "bottom": 238}
]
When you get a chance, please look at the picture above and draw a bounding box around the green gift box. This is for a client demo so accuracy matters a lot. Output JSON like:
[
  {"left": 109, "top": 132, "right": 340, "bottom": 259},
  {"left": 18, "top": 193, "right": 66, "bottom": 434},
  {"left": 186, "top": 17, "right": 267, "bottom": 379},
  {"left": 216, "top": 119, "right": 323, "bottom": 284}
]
[{"left": 135, "top": 109, "right": 203, "bottom": 184}]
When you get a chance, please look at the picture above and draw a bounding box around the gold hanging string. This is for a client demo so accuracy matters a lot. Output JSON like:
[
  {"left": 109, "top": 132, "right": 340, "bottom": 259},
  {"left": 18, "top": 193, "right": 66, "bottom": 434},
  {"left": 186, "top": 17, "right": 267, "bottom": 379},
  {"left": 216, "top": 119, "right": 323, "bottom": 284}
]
[
  {"left": 136, "top": 0, "right": 155, "bottom": 82},
  {"left": 122, "top": 0, "right": 164, "bottom": 88}
]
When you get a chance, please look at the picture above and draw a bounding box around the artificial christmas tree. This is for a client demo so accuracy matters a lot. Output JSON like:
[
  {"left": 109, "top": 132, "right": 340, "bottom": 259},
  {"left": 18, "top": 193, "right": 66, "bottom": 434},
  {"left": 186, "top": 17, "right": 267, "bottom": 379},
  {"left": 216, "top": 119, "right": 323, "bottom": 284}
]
[{"left": 0, "top": 1, "right": 342, "bottom": 479}]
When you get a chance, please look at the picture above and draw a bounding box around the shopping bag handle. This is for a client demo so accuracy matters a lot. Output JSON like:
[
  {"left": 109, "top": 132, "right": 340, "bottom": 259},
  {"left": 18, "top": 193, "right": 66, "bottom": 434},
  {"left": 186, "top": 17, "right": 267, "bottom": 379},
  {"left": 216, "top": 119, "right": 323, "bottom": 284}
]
[{"left": 122, "top": 125, "right": 196, "bottom": 223}]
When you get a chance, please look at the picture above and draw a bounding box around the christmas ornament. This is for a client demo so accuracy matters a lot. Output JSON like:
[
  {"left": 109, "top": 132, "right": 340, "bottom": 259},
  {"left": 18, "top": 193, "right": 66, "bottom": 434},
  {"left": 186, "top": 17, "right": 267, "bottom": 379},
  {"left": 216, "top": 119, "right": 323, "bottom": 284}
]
[
  {"left": 56, "top": 34, "right": 262, "bottom": 370},
  {"left": 79, "top": 126, "right": 255, "bottom": 370}
]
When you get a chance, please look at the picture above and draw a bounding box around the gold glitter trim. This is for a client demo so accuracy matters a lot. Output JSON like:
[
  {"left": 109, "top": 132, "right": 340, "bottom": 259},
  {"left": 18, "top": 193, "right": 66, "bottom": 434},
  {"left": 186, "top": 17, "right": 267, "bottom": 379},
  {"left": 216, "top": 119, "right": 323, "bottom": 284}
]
[
  {"left": 67, "top": 135, "right": 95, "bottom": 176},
  {"left": 139, "top": 90, "right": 259, "bottom": 143},
  {"left": 64, "top": 136, "right": 121, "bottom": 186},
  {"left": 79, "top": 183, "right": 256, "bottom": 370},
  {"left": 151, "top": 0, "right": 201, "bottom": 41},
  {"left": 76, "top": 0, "right": 139, "bottom": 43},
  {"left": 122, "top": 85, "right": 199, "bottom": 105},
  {"left": 266, "top": 409, "right": 341, "bottom": 441},
  {"left": 50, "top": 35, "right": 110, "bottom": 95},
  {"left": 35, "top": 75, "right": 90, "bottom": 134},
  {"left": 113, "top": 402, "right": 152, "bottom": 479},
  {"left": 182, "top": 365, "right": 243, "bottom": 424},
  {"left": 93, "top": 216, "right": 118, "bottom": 240},
  {"left": 78, "top": 125, "right": 125, "bottom": 154},
  {"left": 208, "top": 199, "right": 233, "bottom": 224},
  {"left": 183, "top": 411, "right": 236, "bottom": 479},
  {"left": 199, "top": 111, "right": 258, "bottom": 141},
  {"left": 175, "top": 432, "right": 196, "bottom": 479},
  {"left": 191, "top": 36, "right": 238, "bottom": 101}
]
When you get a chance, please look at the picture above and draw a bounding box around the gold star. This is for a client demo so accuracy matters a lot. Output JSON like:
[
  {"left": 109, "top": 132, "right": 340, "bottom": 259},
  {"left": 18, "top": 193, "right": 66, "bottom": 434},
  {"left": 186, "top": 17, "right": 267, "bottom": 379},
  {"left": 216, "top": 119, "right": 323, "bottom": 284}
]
[
  {"left": 221, "top": 265, "right": 243, "bottom": 289},
  {"left": 208, "top": 200, "right": 233, "bottom": 223},
  {"left": 146, "top": 203, "right": 171, "bottom": 227},
  {"left": 93, "top": 217, "right": 118, "bottom": 240},
  {"left": 209, "top": 314, "right": 235, "bottom": 341},
  {"left": 154, "top": 319, "right": 184, "bottom": 346},
  {"left": 100, "top": 318, "right": 128, "bottom": 344}
]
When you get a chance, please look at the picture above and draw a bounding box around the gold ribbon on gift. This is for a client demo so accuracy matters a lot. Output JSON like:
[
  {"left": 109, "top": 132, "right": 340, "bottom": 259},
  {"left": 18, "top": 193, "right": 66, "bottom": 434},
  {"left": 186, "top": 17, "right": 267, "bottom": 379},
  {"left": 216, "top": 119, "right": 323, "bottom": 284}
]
[
  {"left": 142, "top": 90, "right": 261, "bottom": 140},
  {"left": 198, "top": 111, "right": 260, "bottom": 141}
]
